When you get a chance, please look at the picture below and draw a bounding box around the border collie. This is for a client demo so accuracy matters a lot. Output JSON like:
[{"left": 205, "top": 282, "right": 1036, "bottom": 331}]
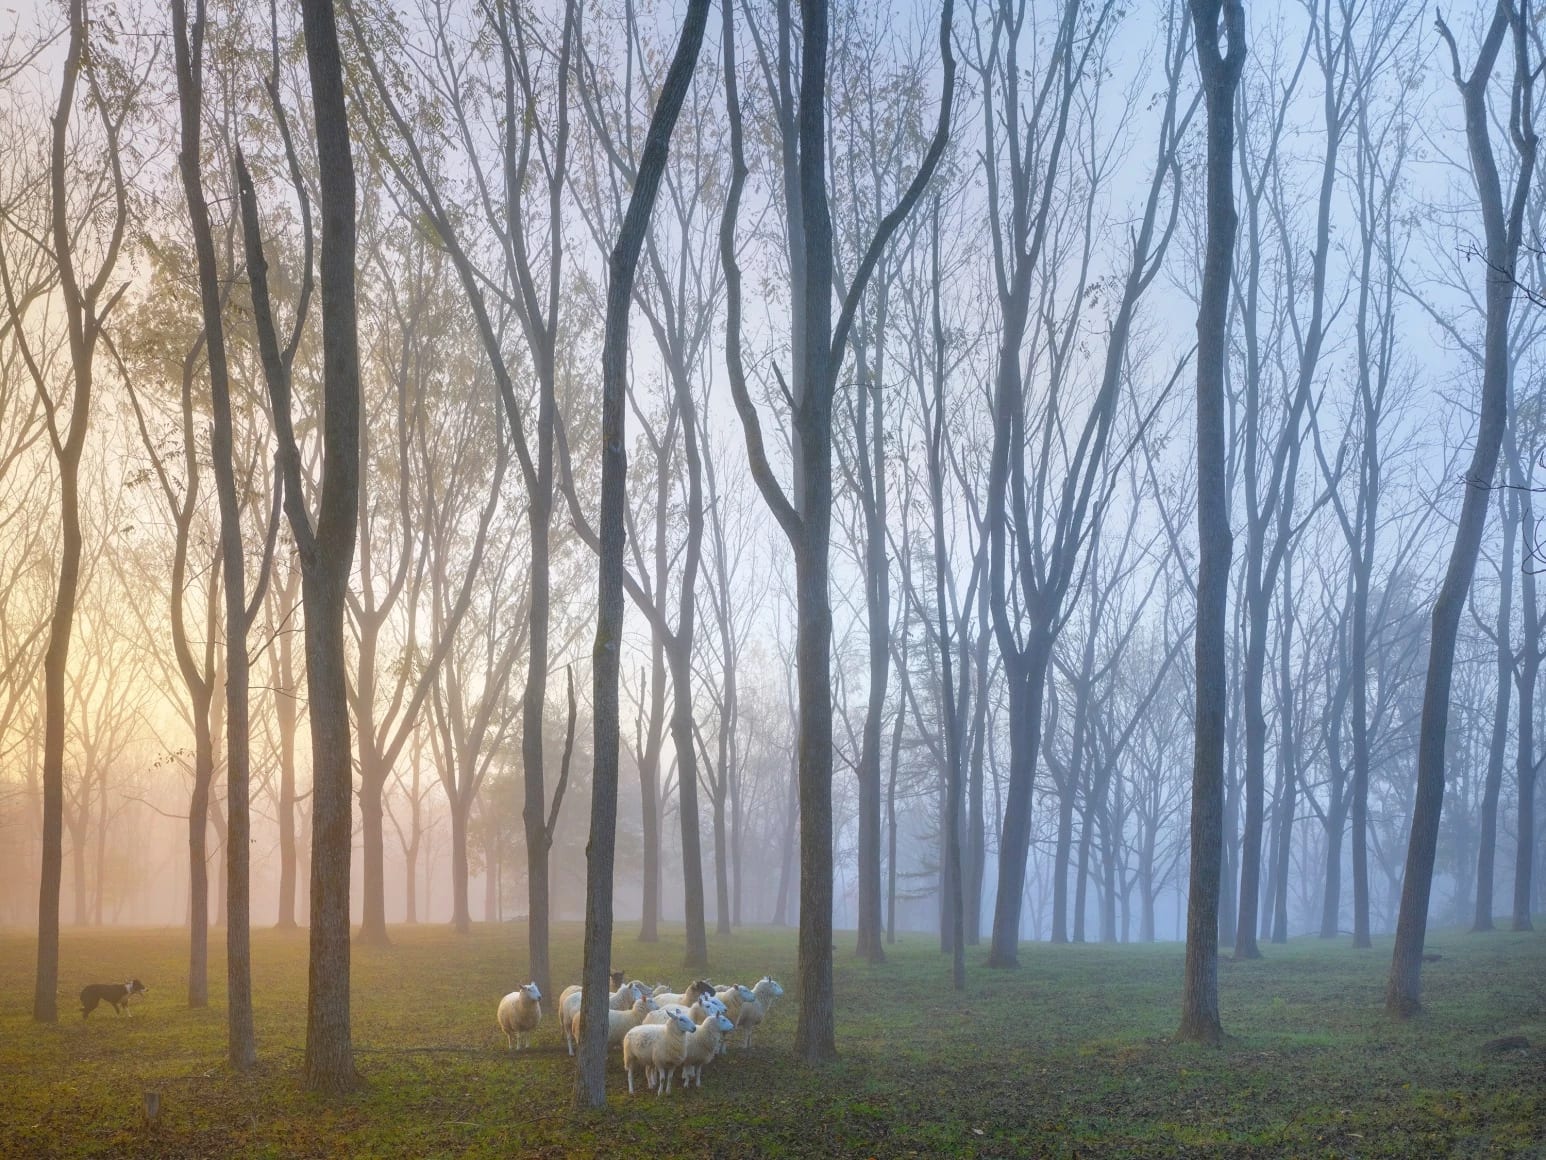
[{"left": 80, "top": 979, "right": 148, "bottom": 1018}]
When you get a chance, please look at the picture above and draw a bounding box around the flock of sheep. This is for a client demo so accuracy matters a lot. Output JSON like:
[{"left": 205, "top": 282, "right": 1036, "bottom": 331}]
[{"left": 494, "top": 971, "right": 786, "bottom": 1095}]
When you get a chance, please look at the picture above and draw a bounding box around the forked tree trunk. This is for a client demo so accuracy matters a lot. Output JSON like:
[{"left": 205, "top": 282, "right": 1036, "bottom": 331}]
[
  {"left": 574, "top": 0, "right": 711, "bottom": 1107},
  {"left": 32, "top": 0, "right": 129, "bottom": 1025},
  {"left": 237, "top": 0, "right": 363, "bottom": 1090},
  {"left": 171, "top": 0, "right": 259, "bottom": 1068}
]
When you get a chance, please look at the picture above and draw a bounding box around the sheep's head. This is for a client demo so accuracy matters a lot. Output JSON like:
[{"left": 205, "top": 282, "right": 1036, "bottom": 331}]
[
  {"left": 756, "top": 976, "right": 784, "bottom": 999},
  {"left": 664, "top": 1005, "right": 696, "bottom": 1033},
  {"left": 627, "top": 981, "right": 649, "bottom": 1004},
  {"left": 709, "top": 1012, "right": 735, "bottom": 1033},
  {"left": 522, "top": 982, "right": 542, "bottom": 1001},
  {"left": 699, "top": 995, "right": 727, "bottom": 1016},
  {"left": 633, "top": 994, "right": 661, "bottom": 1016},
  {"left": 734, "top": 983, "right": 756, "bottom": 1001}
]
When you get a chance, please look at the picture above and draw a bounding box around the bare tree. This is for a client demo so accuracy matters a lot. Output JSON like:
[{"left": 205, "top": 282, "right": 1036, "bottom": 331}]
[
  {"left": 4, "top": 0, "right": 140, "bottom": 1023},
  {"left": 171, "top": 0, "right": 284, "bottom": 1068},
  {"left": 1387, "top": 0, "right": 1538, "bottom": 1017},
  {"left": 721, "top": 0, "right": 954, "bottom": 1058},
  {"left": 971, "top": 0, "right": 1191, "bottom": 963},
  {"left": 236, "top": 0, "right": 362, "bottom": 1090},
  {"left": 343, "top": 0, "right": 577, "bottom": 994},
  {"left": 1229, "top": 0, "right": 1356, "bottom": 961},
  {"left": 574, "top": 0, "right": 711, "bottom": 1108}
]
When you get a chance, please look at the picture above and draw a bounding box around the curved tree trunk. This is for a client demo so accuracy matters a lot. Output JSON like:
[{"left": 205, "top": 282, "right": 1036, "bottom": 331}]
[
  {"left": 172, "top": 0, "right": 260, "bottom": 1067},
  {"left": 32, "top": 0, "right": 128, "bottom": 1025},
  {"left": 1388, "top": 2, "right": 1535, "bottom": 1017}
]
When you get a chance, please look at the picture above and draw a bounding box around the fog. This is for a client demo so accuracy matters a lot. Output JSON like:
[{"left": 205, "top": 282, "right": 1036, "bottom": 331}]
[{"left": 0, "top": 0, "right": 1541, "bottom": 1074}]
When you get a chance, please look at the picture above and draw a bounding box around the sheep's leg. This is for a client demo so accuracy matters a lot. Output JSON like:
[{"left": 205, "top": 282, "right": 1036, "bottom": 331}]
[{"left": 626, "top": 1064, "right": 635, "bottom": 1095}]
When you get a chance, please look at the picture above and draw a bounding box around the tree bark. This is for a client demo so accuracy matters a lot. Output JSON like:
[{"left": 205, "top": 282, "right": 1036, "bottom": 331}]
[
  {"left": 171, "top": 0, "right": 259, "bottom": 1068},
  {"left": 273, "top": 566, "right": 302, "bottom": 930},
  {"left": 1474, "top": 486, "right": 1513, "bottom": 932},
  {"left": 1387, "top": 2, "right": 1535, "bottom": 1017},
  {"left": 31, "top": 0, "right": 130, "bottom": 1024},
  {"left": 1507, "top": 435, "right": 1540, "bottom": 932},
  {"left": 1178, "top": 0, "right": 1244, "bottom": 1046},
  {"left": 237, "top": 0, "right": 362, "bottom": 1088},
  {"left": 574, "top": 0, "right": 710, "bottom": 1107}
]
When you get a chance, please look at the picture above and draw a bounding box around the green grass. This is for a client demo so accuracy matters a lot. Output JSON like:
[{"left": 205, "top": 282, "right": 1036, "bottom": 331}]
[{"left": 1, "top": 921, "right": 1543, "bottom": 1157}]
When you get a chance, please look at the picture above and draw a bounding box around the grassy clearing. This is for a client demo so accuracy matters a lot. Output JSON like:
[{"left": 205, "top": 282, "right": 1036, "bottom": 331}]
[{"left": 1, "top": 921, "right": 1542, "bottom": 1157}]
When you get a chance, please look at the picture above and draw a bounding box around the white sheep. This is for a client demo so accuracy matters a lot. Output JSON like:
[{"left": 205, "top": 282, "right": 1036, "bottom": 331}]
[
  {"left": 622, "top": 1005, "right": 697, "bottom": 1095},
  {"left": 733, "top": 976, "right": 785, "bottom": 1049},
  {"left": 565, "top": 993, "right": 659, "bottom": 1055},
  {"left": 678, "top": 1010, "right": 736, "bottom": 1088},
  {"left": 495, "top": 982, "right": 543, "bottom": 1050},
  {"left": 560, "top": 978, "right": 646, "bottom": 1014},
  {"left": 652, "top": 979, "right": 715, "bottom": 1009},
  {"left": 559, "top": 980, "right": 649, "bottom": 1053},
  {"left": 643, "top": 992, "right": 726, "bottom": 1026},
  {"left": 711, "top": 983, "right": 758, "bottom": 1053}
]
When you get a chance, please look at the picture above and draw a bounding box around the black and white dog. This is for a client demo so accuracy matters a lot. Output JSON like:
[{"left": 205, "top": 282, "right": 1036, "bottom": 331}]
[{"left": 79, "top": 979, "right": 148, "bottom": 1018}]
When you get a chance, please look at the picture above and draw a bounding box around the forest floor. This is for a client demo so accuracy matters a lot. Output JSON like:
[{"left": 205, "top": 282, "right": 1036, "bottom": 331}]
[{"left": 0, "top": 920, "right": 1542, "bottom": 1158}]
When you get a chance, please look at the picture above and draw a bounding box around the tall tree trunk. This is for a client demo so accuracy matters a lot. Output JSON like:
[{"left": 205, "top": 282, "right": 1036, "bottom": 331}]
[
  {"left": 637, "top": 652, "right": 664, "bottom": 940},
  {"left": 924, "top": 205, "right": 964, "bottom": 988},
  {"left": 712, "top": 783, "right": 731, "bottom": 936},
  {"left": 358, "top": 748, "right": 390, "bottom": 946},
  {"left": 990, "top": 647, "right": 1049, "bottom": 965},
  {"left": 171, "top": 0, "right": 258, "bottom": 1065},
  {"left": 33, "top": 0, "right": 127, "bottom": 1025},
  {"left": 721, "top": 0, "right": 952, "bottom": 1053},
  {"left": 238, "top": 0, "right": 363, "bottom": 1088},
  {"left": 772, "top": 743, "right": 799, "bottom": 928},
  {"left": 93, "top": 780, "right": 107, "bottom": 926},
  {"left": 965, "top": 586, "right": 989, "bottom": 945},
  {"left": 1054, "top": 782, "right": 1076, "bottom": 944},
  {"left": 852, "top": 293, "right": 890, "bottom": 965},
  {"left": 1474, "top": 487, "right": 1513, "bottom": 931},
  {"left": 1388, "top": 2, "right": 1535, "bottom": 1016},
  {"left": 1510, "top": 468, "right": 1539, "bottom": 932},
  {"left": 668, "top": 642, "right": 710, "bottom": 969},
  {"left": 275, "top": 591, "right": 301, "bottom": 930},
  {"left": 1269, "top": 557, "right": 1297, "bottom": 944},
  {"left": 450, "top": 796, "right": 471, "bottom": 934},
  {"left": 71, "top": 822, "right": 87, "bottom": 926},
  {"left": 1178, "top": 0, "right": 1244, "bottom": 1046},
  {"left": 887, "top": 625, "right": 907, "bottom": 943},
  {"left": 297, "top": 0, "right": 362, "bottom": 1088},
  {"left": 188, "top": 711, "right": 214, "bottom": 1004},
  {"left": 574, "top": 0, "right": 710, "bottom": 1106}
]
